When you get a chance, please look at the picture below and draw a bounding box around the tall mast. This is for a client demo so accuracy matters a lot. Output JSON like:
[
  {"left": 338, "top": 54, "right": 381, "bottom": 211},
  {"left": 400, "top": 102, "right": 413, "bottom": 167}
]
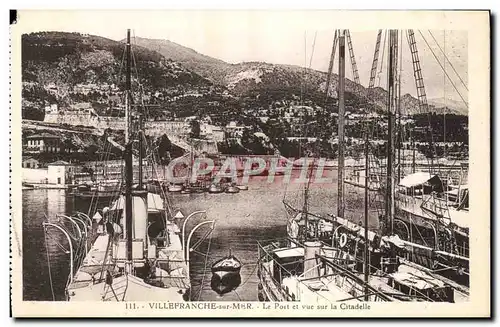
[
  {"left": 363, "top": 124, "right": 370, "bottom": 300},
  {"left": 138, "top": 109, "right": 144, "bottom": 189},
  {"left": 337, "top": 31, "right": 346, "bottom": 218},
  {"left": 325, "top": 30, "right": 338, "bottom": 99},
  {"left": 302, "top": 156, "right": 310, "bottom": 242},
  {"left": 412, "top": 129, "right": 416, "bottom": 173},
  {"left": 397, "top": 31, "right": 402, "bottom": 183},
  {"left": 385, "top": 30, "right": 396, "bottom": 235},
  {"left": 124, "top": 29, "right": 133, "bottom": 267}
]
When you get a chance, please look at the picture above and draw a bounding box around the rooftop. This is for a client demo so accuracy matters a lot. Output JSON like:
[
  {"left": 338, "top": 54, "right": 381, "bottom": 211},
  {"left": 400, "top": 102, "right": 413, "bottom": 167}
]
[
  {"left": 27, "top": 133, "right": 60, "bottom": 139},
  {"left": 48, "top": 160, "right": 72, "bottom": 166}
]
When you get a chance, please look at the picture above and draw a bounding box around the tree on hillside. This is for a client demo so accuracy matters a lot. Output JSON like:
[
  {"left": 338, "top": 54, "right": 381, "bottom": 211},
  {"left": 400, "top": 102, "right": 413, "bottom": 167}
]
[
  {"left": 86, "top": 144, "right": 99, "bottom": 160},
  {"left": 189, "top": 120, "right": 201, "bottom": 139},
  {"left": 156, "top": 134, "right": 173, "bottom": 164}
]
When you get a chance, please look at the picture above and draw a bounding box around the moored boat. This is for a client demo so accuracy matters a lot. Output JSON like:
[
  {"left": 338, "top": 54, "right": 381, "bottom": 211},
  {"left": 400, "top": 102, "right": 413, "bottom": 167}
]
[
  {"left": 211, "top": 254, "right": 242, "bottom": 278},
  {"left": 42, "top": 29, "right": 216, "bottom": 303},
  {"left": 167, "top": 183, "right": 184, "bottom": 193},
  {"left": 180, "top": 187, "right": 193, "bottom": 194},
  {"left": 225, "top": 183, "right": 240, "bottom": 194},
  {"left": 208, "top": 183, "right": 224, "bottom": 194}
]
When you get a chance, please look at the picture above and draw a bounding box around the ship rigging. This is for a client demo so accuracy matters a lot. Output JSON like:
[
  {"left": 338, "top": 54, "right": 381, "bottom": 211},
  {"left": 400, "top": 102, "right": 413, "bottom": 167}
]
[{"left": 42, "top": 29, "right": 215, "bottom": 302}]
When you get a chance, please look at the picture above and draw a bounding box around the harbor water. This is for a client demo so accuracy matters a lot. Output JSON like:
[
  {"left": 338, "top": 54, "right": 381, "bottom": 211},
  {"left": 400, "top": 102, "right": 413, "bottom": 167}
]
[{"left": 22, "top": 168, "right": 379, "bottom": 301}]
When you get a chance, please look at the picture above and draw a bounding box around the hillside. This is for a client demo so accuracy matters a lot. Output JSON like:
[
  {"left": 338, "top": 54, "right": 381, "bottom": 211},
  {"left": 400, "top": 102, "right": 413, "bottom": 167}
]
[
  {"left": 21, "top": 32, "right": 212, "bottom": 120},
  {"left": 130, "top": 37, "right": 231, "bottom": 84}
]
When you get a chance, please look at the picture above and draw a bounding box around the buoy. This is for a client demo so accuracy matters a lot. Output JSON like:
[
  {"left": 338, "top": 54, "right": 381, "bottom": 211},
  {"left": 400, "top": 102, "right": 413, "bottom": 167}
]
[{"left": 339, "top": 233, "right": 348, "bottom": 248}]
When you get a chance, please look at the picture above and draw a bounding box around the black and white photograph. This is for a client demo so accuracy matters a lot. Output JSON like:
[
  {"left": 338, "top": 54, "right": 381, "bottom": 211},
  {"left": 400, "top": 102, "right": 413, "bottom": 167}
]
[{"left": 10, "top": 10, "right": 490, "bottom": 317}]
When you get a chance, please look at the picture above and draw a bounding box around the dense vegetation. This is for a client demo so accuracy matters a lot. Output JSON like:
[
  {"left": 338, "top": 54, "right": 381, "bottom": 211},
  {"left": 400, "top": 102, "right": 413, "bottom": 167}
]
[
  {"left": 22, "top": 32, "right": 212, "bottom": 120},
  {"left": 21, "top": 32, "right": 468, "bottom": 162}
]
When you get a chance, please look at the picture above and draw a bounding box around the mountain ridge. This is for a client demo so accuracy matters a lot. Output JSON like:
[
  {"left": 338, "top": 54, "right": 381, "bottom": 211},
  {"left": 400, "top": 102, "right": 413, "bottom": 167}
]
[
  {"left": 21, "top": 32, "right": 468, "bottom": 119},
  {"left": 133, "top": 36, "right": 467, "bottom": 115},
  {"left": 21, "top": 31, "right": 213, "bottom": 119}
]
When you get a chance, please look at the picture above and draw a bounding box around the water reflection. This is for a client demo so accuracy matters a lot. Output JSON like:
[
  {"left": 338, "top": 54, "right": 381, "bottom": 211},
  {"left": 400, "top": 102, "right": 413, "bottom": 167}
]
[
  {"left": 22, "top": 169, "right": 374, "bottom": 301},
  {"left": 211, "top": 272, "right": 242, "bottom": 296}
]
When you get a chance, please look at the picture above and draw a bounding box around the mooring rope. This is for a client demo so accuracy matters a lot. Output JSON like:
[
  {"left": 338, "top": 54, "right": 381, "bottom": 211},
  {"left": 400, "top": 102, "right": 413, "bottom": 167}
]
[
  {"left": 232, "top": 289, "right": 242, "bottom": 301},
  {"left": 237, "top": 258, "right": 261, "bottom": 288},
  {"left": 43, "top": 227, "right": 56, "bottom": 301},
  {"left": 196, "top": 231, "right": 213, "bottom": 301}
]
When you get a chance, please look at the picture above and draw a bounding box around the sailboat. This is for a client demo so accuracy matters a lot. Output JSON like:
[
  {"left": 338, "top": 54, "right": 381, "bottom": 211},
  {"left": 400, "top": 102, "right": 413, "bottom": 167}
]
[
  {"left": 257, "top": 30, "right": 466, "bottom": 304},
  {"left": 43, "top": 30, "right": 215, "bottom": 302},
  {"left": 370, "top": 29, "right": 470, "bottom": 286}
]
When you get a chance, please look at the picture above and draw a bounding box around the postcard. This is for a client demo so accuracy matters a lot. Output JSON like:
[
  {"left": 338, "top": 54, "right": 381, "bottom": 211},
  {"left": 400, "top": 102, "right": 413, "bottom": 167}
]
[{"left": 10, "top": 9, "right": 490, "bottom": 317}]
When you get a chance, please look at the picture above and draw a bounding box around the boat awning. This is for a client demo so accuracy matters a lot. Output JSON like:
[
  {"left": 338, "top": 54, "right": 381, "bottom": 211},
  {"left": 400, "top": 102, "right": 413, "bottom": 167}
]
[
  {"left": 399, "top": 172, "right": 441, "bottom": 188},
  {"left": 110, "top": 192, "right": 166, "bottom": 212},
  {"left": 390, "top": 265, "right": 445, "bottom": 290},
  {"left": 273, "top": 247, "right": 304, "bottom": 258}
]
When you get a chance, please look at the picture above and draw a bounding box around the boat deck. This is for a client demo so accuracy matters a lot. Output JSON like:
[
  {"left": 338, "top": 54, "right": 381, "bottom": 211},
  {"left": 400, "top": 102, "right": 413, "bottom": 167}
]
[{"left": 67, "top": 220, "right": 191, "bottom": 300}]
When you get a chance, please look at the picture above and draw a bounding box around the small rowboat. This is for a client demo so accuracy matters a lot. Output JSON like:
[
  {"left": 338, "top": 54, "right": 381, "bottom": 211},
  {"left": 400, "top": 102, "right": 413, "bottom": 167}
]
[
  {"left": 180, "top": 187, "right": 193, "bottom": 194},
  {"left": 225, "top": 185, "right": 240, "bottom": 194},
  {"left": 208, "top": 184, "right": 224, "bottom": 194},
  {"left": 211, "top": 254, "right": 242, "bottom": 278}
]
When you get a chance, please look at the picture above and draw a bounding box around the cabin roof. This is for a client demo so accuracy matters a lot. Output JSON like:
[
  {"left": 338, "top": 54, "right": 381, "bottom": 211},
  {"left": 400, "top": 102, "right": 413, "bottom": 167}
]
[
  {"left": 398, "top": 172, "right": 441, "bottom": 188},
  {"left": 390, "top": 265, "right": 446, "bottom": 291},
  {"left": 110, "top": 192, "right": 165, "bottom": 212}
]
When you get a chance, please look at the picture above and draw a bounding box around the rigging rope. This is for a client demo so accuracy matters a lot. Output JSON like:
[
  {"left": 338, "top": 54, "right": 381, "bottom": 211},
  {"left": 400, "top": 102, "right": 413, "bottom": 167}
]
[
  {"left": 427, "top": 30, "right": 468, "bottom": 92},
  {"left": 376, "top": 31, "right": 387, "bottom": 88},
  {"left": 196, "top": 230, "right": 213, "bottom": 301},
  {"left": 417, "top": 30, "right": 468, "bottom": 107},
  {"left": 308, "top": 31, "right": 318, "bottom": 69},
  {"left": 43, "top": 227, "right": 56, "bottom": 301},
  {"left": 237, "top": 258, "right": 261, "bottom": 288}
]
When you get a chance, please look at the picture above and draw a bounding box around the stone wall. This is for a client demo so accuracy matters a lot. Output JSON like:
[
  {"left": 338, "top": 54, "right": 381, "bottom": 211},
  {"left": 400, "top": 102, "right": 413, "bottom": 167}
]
[
  {"left": 44, "top": 113, "right": 190, "bottom": 137},
  {"left": 43, "top": 113, "right": 224, "bottom": 154}
]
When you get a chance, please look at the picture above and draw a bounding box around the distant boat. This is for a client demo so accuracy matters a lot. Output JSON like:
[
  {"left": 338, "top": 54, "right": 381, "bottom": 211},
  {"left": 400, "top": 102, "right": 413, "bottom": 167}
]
[
  {"left": 236, "top": 184, "right": 249, "bottom": 191},
  {"left": 225, "top": 184, "right": 240, "bottom": 194},
  {"left": 22, "top": 183, "right": 35, "bottom": 190},
  {"left": 167, "top": 184, "right": 183, "bottom": 192},
  {"left": 72, "top": 183, "right": 120, "bottom": 201},
  {"left": 180, "top": 186, "right": 193, "bottom": 194},
  {"left": 208, "top": 183, "right": 224, "bottom": 194}
]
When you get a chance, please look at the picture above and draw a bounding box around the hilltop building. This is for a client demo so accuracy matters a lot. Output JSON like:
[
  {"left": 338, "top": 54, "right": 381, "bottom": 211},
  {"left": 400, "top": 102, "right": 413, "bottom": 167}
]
[{"left": 25, "top": 133, "right": 62, "bottom": 153}]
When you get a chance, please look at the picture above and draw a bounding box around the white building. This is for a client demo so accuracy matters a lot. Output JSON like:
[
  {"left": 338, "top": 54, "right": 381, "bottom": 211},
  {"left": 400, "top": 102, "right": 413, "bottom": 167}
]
[
  {"left": 47, "top": 161, "right": 75, "bottom": 185},
  {"left": 44, "top": 104, "right": 58, "bottom": 115},
  {"left": 225, "top": 121, "right": 246, "bottom": 138},
  {"left": 200, "top": 124, "right": 225, "bottom": 142}
]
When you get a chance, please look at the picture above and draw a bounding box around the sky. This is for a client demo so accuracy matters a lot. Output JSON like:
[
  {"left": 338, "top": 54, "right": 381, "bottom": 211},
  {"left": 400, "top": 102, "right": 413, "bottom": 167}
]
[{"left": 17, "top": 10, "right": 468, "bottom": 104}]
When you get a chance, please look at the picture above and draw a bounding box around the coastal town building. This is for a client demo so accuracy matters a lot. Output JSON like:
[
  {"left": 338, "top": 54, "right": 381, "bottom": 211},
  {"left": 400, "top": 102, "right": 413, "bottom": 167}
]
[
  {"left": 47, "top": 160, "right": 75, "bottom": 185},
  {"left": 225, "top": 121, "right": 246, "bottom": 138},
  {"left": 200, "top": 123, "right": 225, "bottom": 142},
  {"left": 22, "top": 157, "right": 40, "bottom": 169},
  {"left": 25, "top": 133, "right": 63, "bottom": 153}
]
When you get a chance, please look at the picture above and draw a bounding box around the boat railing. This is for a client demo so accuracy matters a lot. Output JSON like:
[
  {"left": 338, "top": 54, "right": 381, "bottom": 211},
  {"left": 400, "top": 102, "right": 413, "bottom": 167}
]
[
  {"left": 316, "top": 254, "right": 395, "bottom": 302},
  {"left": 257, "top": 238, "right": 386, "bottom": 302}
]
